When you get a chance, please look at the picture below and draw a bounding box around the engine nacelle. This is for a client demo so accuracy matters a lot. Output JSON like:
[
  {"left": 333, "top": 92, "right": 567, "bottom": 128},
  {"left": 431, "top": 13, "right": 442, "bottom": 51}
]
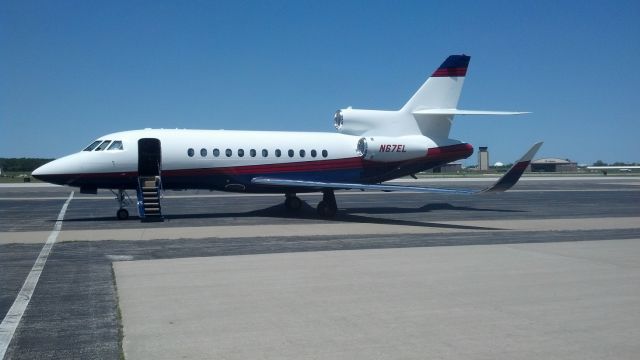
[
  {"left": 334, "top": 108, "right": 398, "bottom": 136},
  {"left": 356, "top": 135, "right": 434, "bottom": 162}
]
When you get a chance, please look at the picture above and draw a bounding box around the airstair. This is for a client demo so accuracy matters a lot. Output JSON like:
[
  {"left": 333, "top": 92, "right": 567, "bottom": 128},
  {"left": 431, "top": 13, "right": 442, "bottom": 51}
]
[{"left": 137, "top": 176, "right": 164, "bottom": 222}]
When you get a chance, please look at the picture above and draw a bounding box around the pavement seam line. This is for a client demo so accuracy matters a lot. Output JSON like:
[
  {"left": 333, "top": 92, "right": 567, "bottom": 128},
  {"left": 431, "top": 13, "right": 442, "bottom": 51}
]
[{"left": 0, "top": 191, "right": 74, "bottom": 359}]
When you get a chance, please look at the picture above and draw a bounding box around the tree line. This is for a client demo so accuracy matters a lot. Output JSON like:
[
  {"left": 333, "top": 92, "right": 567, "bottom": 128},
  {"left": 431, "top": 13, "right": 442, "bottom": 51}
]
[{"left": 0, "top": 158, "right": 54, "bottom": 172}]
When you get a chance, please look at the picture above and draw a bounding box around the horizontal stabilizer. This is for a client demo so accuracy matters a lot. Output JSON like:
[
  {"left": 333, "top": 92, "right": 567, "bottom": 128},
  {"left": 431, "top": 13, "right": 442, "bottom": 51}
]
[
  {"left": 252, "top": 142, "right": 543, "bottom": 195},
  {"left": 413, "top": 109, "right": 530, "bottom": 116}
]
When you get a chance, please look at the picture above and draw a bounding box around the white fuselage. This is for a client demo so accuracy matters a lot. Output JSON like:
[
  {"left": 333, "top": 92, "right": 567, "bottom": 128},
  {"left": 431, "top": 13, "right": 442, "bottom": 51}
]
[{"left": 32, "top": 128, "right": 471, "bottom": 193}]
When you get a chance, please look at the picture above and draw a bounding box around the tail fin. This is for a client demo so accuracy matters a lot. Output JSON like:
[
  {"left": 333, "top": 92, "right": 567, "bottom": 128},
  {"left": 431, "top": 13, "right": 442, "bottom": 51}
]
[
  {"left": 400, "top": 55, "right": 470, "bottom": 140},
  {"left": 401, "top": 55, "right": 470, "bottom": 113}
]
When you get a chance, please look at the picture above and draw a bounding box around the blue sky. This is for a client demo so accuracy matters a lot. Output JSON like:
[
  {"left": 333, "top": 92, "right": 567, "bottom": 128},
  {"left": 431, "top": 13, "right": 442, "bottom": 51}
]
[{"left": 1, "top": 0, "right": 639, "bottom": 165}]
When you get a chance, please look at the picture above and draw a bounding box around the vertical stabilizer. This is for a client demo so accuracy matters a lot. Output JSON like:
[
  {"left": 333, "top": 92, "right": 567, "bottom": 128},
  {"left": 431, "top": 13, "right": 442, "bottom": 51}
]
[
  {"left": 401, "top": 55, "right": 471, "bottom": 139},
  {"left": 401, "top": 55, "right": 470, "bottom": 112}
]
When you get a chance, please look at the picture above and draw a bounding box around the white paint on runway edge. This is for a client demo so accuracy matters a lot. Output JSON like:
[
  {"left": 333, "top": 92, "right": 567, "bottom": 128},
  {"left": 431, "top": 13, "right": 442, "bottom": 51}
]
[{"left": 0, "top": 191, "right": 74, "bottom": 360}]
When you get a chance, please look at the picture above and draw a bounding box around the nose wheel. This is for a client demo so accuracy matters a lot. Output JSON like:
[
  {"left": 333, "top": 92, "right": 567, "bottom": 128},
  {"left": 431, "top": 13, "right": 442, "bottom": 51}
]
[
  {"left": 117, "top": 208, "right": 129, "bottom": 220},
  {"left": 112, "top": 189, "right": 132, "bottom": 220}
]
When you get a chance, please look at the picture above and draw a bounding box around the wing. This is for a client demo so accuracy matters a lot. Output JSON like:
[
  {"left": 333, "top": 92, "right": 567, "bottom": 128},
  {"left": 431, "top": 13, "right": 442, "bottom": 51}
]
[{"left": 251, "top": 142, "right": 543, "bottom": 195}]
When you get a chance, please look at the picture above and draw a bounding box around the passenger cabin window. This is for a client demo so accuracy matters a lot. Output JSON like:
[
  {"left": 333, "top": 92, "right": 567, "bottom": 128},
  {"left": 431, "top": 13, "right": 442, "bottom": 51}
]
[
  {"left": 322, "top": 150, "right": 328, "bottom": 158},
  {"left": 226, "top": 149, "right": 232, "bottom": 157},
  {"left": 311, "top": 149, "right": 317, "bottom": 158},
  {"left": 107, "top": 141, "right": 123, "bottom": 150},
  {"left": 288, "top": 149, "right": 294, "bottom": 158},
  {"left": 188, "top": 148, "right": 195, "bottom": 157},
  {"left": 213, "top": 148, "right": 220, "bottom": 157},
  {"left": 200, "top": 148, "right": 207, "bottom": 157},
  {"left": 262, "top": 149, "right": 268, "bottom": 157},
  {"left": 250, "top": 149, "right": 256, "bottom": 157},
  {"left": 83, "top": 140, "right": 102, "bottom": 151},
  {"left": 95, "top": 140, "right": 112, "bottom": 151},
  {"left": 299, "top": 149, "right": 306, "bottom": 158},
  {"left": 238, "top": 149, "right": 245, "bottom": 157},
  {"left": 275, "top": 149, "right": 281, "bottom": 157}
]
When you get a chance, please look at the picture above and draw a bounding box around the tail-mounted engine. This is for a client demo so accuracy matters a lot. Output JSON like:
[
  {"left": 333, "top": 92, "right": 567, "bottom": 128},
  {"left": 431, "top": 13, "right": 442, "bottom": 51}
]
[
  {"left": 334, "top": 108, "right": 398, "bottom": 136},
  {"left": 356, "top": 135, "right": 434, "bottom": 162}
]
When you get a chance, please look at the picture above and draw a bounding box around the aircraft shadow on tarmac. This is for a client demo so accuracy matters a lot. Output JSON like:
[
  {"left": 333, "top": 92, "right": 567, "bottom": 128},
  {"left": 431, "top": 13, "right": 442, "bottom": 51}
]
[
  {"left": 343, "top": 202, "right": 525, "bottom": 215},
  {"left": 61, "top": 202, "right": 517, "bottom": 231}
]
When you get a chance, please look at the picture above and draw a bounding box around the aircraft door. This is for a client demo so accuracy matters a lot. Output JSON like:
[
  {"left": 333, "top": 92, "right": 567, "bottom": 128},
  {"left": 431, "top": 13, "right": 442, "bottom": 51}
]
[{"left": 138, "top": 138, "right": 162, "bottom": 176}]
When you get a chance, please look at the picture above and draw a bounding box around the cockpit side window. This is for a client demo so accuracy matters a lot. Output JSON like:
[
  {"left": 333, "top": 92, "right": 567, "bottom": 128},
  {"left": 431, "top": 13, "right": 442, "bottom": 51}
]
[
  {"left": 83, "top": 140, "right": 102, "bottom": 151},
  {"left": 107, "top": 141, "right": 123, "bottom": 150},
  {"left": 95, "top": 140, "right": 112, "bottom": 151}
]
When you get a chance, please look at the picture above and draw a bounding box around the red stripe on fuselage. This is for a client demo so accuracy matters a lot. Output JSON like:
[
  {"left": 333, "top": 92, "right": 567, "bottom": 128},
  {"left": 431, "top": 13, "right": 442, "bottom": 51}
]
[{"left": 165, "top": 157, "right": 364, "bottom": 177}]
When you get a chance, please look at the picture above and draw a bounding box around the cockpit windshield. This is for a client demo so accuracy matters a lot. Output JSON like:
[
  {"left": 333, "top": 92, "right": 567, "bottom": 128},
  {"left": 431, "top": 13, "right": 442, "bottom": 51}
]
[
  {"left": 107, "top": 141, "right": 123, "bottom": 150},
  {"left": 95, "top": 140, "right": 112, "bottom": 151},
  {"left": 83, "top": 140, "right": 102, "bottom": 151},
  {"left": 83, "top": 139, "right": 125, "bottom": 151}
]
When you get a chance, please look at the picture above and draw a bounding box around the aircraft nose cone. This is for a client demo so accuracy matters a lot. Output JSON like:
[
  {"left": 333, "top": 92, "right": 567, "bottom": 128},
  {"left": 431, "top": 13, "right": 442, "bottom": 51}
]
[
  {"left": 31, "top": 162, "right": 50, "bottom": 180},
  {"left": 31, "top": 160, "right": 64, "bottom": 184}
]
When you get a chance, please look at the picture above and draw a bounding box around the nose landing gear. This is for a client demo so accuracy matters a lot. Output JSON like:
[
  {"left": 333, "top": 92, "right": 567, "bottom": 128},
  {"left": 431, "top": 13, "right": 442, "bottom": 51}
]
[{"left": 112, "top": 189, "right": 132, "bottom": 220}]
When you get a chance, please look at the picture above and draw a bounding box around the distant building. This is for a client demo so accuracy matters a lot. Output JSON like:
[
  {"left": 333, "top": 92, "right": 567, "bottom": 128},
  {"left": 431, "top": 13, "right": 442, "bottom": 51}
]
[
  {"left": 430, "top": 163, "right": 463, "bottom": 173},
  {"left": 530, "top": 158, "right": 577, "bottom": 172}
]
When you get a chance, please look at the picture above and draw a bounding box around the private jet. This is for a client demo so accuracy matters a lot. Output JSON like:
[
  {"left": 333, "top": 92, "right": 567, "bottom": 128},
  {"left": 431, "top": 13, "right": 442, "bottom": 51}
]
[{"left": 32, "top": 55, "right": 542, "bottom": 221}]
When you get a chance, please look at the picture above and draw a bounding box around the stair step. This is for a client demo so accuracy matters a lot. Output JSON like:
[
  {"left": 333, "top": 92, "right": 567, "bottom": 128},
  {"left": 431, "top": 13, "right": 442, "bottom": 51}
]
[{"left": 138, "top": 175, "right": 164, "bottom": 222}]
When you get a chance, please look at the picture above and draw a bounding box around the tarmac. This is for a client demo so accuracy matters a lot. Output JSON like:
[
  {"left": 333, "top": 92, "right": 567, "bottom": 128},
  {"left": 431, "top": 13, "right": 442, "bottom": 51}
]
[{"left": 0, "top": 177, "right": 639, "bottom": 359}]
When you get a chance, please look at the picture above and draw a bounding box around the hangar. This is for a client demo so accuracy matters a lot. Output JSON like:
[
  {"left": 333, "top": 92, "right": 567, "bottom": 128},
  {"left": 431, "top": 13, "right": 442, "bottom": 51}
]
[{"left": 530, "top": 158, "right": 577, "bottom": 172}]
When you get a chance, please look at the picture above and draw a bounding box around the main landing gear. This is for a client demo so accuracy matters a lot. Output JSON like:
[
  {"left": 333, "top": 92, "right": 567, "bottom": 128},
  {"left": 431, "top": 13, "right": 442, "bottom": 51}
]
[
  {"left": 283, "top": 190, "right": 338, "bottom": 218},
  {"left": 284, "top": 193, "right": 303, "bottom": 211},
  {"left": 317, "top": 190, "right": 338, "bottom": 218},
  {"left": 112, "top": 189, "right": 132, "bottom": 220}
]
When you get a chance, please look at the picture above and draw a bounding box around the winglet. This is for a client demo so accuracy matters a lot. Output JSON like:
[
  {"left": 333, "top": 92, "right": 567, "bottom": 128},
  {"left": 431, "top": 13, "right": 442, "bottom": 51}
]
[{"left": 482, "top": 142, "right": 543, "bottom": 193}]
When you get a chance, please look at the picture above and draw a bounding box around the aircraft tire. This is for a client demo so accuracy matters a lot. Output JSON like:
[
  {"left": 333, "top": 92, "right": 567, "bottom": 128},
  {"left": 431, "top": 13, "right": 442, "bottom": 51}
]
[
  {"left": 317, "top": 200, "right": 337, "bottom": 218},
  {"left": 117, "top": 208, "right": 129, "bottom": 220},
  {"left": 285, "top": 196, "right": 302, "bottom": 211}
]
